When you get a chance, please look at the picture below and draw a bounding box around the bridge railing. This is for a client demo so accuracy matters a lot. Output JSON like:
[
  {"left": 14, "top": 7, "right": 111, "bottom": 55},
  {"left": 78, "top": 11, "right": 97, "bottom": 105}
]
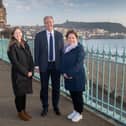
[
  {"left": 85, "top": 46, "right": 126, "bottom": 125},
  {"left": 0, "top": 39, "right": 126, "bottom": 125}
]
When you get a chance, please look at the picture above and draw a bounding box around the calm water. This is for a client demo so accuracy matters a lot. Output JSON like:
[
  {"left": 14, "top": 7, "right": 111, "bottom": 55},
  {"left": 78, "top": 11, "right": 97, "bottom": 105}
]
[
  {"left": 82, "top": 39, "right": 126, "bottom": 55},
  {"left": 0, "top": 39, "right": 126, "bottom": 61}
]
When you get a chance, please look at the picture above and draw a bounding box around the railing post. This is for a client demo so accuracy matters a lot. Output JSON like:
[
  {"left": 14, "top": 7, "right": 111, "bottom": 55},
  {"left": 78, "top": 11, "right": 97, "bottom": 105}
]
[
  {"left": 101, "top": 48, "right": 105, "bottom": 111},
  {"left": 96, "top": 48, "right": 100, "bottom": 108},
  {"left": 120, "top": 48, "right": 125, "bottom": 121},
  {"left": 107, "top": 48, "right": 112, "bottom": 113},
  {"left": 113, "top": 48, "right": 118, "bottom": 117}
]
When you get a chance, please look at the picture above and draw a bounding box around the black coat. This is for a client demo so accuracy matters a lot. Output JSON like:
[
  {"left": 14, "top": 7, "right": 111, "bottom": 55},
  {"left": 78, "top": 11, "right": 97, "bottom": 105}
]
[
  {"left": 7, "top": 41, "right": 34, "bottom": 96},
  {"left": 61, "top": 43, "right": 86, "bottom": 91}
]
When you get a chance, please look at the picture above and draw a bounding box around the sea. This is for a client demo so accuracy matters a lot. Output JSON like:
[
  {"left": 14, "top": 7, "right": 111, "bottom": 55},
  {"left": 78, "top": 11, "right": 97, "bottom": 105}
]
[
  {"left": 0, "top": 39, "right": 126, "bottom": 62},
  {"left": 82, "top": 39, "right": 126, "bottom": 55}
]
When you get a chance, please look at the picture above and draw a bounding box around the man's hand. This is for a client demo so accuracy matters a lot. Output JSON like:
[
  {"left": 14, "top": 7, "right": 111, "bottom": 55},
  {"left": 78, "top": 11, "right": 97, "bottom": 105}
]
[{"left": 34, "top": 66, "right": 40, "bottom": 73}]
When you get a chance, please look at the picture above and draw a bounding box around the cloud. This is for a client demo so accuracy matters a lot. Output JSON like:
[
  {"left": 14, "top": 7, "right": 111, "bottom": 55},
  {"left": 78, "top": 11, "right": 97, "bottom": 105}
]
[
  {"left": 3, "top": 0, "right": 8, "bottom": 7},
  {"left": 16, "top": 5, "right": 31, "bottom": 11},
  {"left": 3, "top": 0, "right": 97, "bottom": 10},
  {"left": 14, "top": 0, "right": 87, "bottom": 8},
  {"left": 3, "top": 0, "right": 31, "bottom": 11},
  {"left": 3, "top": 0, "right": 126, "bottom": 26}
]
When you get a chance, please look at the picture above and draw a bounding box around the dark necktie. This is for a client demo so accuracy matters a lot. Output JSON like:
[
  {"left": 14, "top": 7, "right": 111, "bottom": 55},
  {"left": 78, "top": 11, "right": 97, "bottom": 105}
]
[{"left": 49, "top": 33, "right": 53, "bottom": 61}]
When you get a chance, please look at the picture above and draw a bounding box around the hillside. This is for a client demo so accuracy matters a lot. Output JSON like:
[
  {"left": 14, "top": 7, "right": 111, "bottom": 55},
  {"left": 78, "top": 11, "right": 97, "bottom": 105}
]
[{"left": 55, "top": 21, "right": 126, "bottom": 33}]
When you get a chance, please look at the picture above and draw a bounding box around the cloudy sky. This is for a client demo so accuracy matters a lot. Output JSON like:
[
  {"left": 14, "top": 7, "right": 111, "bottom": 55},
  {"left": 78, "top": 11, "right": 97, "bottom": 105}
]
[{"left": 3, "top": 0, "right": 126, "bottom": 26}]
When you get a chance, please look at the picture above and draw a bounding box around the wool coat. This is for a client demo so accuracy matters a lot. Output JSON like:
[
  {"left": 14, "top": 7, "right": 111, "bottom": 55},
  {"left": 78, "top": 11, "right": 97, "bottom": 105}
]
[
  {"left": 7, "top": 40, "right": 34, "bottom": 96},
  {"left": 61, "top": 43, "right": 86, "bottom": 91}
]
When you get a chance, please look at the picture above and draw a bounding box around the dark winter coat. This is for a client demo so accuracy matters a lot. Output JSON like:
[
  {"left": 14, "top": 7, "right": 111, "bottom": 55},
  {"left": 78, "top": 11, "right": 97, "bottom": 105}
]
[
  {"left": 61, "top": 43, "right": 86, "bottom": 91},
  {"left": 7, "top": 40, "right": 34, "bottom": 96}
]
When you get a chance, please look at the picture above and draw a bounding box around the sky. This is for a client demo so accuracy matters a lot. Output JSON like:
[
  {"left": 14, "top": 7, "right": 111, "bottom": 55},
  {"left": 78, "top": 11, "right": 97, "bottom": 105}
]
[{"left": 3, "top": 0, "right": 126, "bottom": 27}]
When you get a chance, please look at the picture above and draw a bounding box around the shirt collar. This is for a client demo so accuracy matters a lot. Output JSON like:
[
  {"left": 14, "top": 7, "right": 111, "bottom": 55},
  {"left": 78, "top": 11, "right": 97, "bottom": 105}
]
[{"left": 46, "top": 30, "right": 54, "bottom": 35}]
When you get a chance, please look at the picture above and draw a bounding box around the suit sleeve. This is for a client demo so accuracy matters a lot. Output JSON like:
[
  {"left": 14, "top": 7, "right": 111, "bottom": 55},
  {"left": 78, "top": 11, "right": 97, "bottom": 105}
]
[
  {"left": 60, "top": 34, "right": 64, "bottom": 57},
  {"left": 7, "top": 46, "right": 29, "bottom": 76},
  {"left": 66, "top": 45, "right": 85, "bottom": 77},
  {"left": 34, "top": 33, "right": 40, "bottom": 66}
]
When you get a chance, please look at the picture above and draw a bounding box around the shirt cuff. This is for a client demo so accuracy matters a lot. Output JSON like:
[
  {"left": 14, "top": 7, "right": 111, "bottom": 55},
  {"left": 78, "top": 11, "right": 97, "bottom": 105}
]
[{"left": 35, "top": 66, "right": 39, "bottom": 69}]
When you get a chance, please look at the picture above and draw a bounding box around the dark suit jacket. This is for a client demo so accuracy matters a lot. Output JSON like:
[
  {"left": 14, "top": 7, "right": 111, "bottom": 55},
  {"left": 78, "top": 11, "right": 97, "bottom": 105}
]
[
  {"left": 61, "top": 43, "right": 86, "bottom": 91},
  {"left": 34, "top": 30, "right": 64, "bottom": 72}
]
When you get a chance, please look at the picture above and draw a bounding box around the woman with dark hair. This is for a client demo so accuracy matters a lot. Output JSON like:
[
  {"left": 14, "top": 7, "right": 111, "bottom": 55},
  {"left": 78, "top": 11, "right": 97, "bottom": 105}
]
[
  {"left": 61, "top": 30, "right": 86, "bottom": 122},
  {"left": 7, "top": 27, "right": 34, "bottom": 121}
]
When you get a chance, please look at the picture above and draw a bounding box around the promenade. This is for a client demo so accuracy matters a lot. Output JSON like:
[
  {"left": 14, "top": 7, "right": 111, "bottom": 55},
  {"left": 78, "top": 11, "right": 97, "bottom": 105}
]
[{"left": 0, "top": 60, "right": 117, "bottom": 126}]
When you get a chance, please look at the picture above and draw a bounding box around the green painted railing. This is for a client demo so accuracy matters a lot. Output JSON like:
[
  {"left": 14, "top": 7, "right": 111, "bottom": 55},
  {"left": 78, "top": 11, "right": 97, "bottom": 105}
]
[
  {"left": 0, "top": 39, "right": 126, "bottom": 125},
  {"left": 85, "top": 46, "right": 126, "bottom": 125}
]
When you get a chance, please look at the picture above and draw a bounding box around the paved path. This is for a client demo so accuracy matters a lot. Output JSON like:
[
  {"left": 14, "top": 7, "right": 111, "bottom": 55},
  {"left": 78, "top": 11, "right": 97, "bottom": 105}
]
[{"left": 0, "top": 60, "right": 116, "bottom": 126}]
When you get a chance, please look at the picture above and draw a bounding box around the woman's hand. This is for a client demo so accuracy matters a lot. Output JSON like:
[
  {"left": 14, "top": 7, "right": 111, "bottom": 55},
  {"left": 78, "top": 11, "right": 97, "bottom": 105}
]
[
  {"left": 63, "top": 73, "right": 72, "bottom": 79},
  {"left": 28, "top": 72, "right": 32, "bottom": 77}
]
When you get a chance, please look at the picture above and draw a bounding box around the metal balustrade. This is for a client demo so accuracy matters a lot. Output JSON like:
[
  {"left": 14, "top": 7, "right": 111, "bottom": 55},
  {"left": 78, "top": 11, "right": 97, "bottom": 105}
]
[
  {"left": 85, "top": 46, "right": 126, "bottom": 125},
  {"left": 0, "top": 39, "right": 126, "bottom": 125}
]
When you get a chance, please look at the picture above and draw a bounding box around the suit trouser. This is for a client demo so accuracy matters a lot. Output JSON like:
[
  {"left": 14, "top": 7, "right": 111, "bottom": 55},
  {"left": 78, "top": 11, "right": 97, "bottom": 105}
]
[
  {"left": 15, "top": 95, "right": 26, "bottom": 112},
  {"left": 70, "top": 91, "right": 83, "bottom": 114},
  {"left": 40, "top": 64, "right": 60, "bottom": 110}
]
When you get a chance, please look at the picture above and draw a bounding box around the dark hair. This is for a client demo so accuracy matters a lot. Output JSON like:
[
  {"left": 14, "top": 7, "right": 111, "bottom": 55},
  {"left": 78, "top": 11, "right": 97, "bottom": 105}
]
[{"left": 65, "top": 30, "right": 78, "bottom": 39}]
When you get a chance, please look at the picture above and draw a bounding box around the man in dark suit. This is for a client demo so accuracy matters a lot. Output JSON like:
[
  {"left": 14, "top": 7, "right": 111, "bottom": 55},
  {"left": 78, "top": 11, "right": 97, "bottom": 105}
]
[{"left": 34, "top": 16, "right": 64, "bottom": 117}]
